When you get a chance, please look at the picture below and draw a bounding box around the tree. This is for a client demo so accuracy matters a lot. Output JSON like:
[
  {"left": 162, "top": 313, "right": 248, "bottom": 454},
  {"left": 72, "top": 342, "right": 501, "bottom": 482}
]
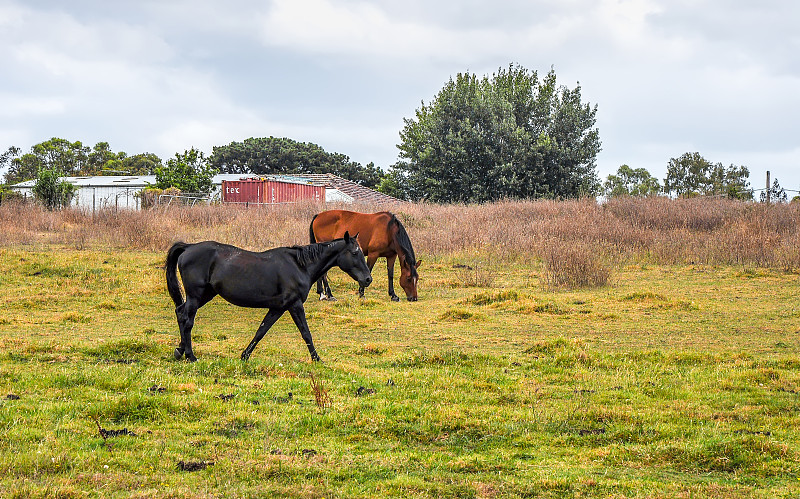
[
  {"left": 663, "top": 152, "right": 709, "bottom": 197},
  {"left": 603, "top": 165, "right": 661, "bottom": 197},
  {"left": 663, "top": 152, "right": 751, "bottom": 199},
  {"left": 4, "top": 138, "right": 89, "bottom": 184},
  {"left": 4, "top": 138, "right": 91, "bottom": 184},
  {"left": 155, "top": 148, "right": 216, "bottom": 194},
  {"left": 760, "top": 178, "right": 788, "bottom": 203},
  {"left": 396, "top": 64, "right": 601, "bottom": 203},
  {"left": 32, "top": 167, "right": 77, "bottom": 210},
  {"left": 376, "top": 166, "right": 410, "bottom": 200},
  {"left": 119, "top": 153, "right": 162, "bottom": 175},
  {"left": 3, "top": 139, "right": 161, "bottom": 183},
  {"left": 209, "top": 137, "right": 385, "bottom": 188},
  {"left": 1, "top": 146, "right": 21, "bottom": 184},
  {"left": 86, "top": 142, "right": 129, "bottom": 175},
  {"left": 708, "top": 163, "right": 752, "bottom": 200}
]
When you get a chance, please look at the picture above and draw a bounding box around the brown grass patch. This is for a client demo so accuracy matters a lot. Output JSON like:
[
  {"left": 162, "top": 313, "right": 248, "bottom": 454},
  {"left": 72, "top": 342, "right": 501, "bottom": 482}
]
[
  {"left": 1, "top": 197, "right": 798, "bottom": 271},
  {"left": 540, "top": 239, "right": 612, "bottom": 290}
]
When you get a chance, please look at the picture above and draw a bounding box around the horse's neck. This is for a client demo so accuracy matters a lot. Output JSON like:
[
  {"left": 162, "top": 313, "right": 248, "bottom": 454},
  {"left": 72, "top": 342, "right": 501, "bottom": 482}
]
[
  {"left": 306, "top": 242, "right": 343, "bottom": 281},
  {"left": 391, "top": 238, "right": 411, "bottom": 270}
]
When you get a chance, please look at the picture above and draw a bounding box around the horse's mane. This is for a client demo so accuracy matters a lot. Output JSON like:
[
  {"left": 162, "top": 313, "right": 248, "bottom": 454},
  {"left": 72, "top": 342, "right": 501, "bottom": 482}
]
[
  {"left": 293, "top": 241, "right": 334, "bottom": 267},
  {"left": 389, "top": 215, "right": 418, "bottom": 277}
]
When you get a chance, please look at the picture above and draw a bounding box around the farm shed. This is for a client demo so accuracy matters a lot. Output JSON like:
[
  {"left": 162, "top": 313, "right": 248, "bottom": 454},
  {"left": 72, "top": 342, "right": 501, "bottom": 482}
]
[{"left": 9, "top": 175, "right": 157, "bottom": 211}]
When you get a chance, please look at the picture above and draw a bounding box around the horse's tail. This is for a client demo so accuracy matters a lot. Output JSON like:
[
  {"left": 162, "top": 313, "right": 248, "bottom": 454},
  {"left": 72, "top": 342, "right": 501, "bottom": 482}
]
[
  {"left": 165, "top": 242, "right": 190, "bottom": 307},
  {"left": 309, "top": 214, "right": 319, "bottom": 244}
]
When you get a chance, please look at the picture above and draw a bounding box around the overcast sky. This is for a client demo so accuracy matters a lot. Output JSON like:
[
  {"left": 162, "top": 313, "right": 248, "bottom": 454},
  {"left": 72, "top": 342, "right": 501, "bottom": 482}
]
[{"left": 2, "top": 0, "right": 798, "bottom": 194}]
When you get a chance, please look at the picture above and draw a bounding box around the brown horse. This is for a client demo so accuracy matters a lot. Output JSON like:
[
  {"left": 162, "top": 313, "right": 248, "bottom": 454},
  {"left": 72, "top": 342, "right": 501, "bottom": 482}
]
[{"left": 310, "top": 210, "right": 421, "bottom": 301}]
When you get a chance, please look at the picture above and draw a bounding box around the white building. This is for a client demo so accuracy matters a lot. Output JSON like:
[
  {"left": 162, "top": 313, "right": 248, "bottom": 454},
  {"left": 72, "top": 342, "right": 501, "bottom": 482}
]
[{"left": 10, "top": 176, "right": 157, "bottom": 210}]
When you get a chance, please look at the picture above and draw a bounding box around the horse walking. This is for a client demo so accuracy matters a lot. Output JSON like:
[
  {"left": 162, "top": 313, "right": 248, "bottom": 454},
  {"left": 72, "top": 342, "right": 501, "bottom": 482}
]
[
  {"left": 165, "top": 233, "right": 371, "bottom": 362},
  {"left": 310, "top": 210, "right": 421, "bottom": 302}
]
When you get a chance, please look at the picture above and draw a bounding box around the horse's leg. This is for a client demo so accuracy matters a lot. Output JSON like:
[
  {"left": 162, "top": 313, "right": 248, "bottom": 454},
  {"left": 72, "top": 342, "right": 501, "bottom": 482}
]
[
  {"left": 175, "top": 288, "right": 216, "bottom": 362},
  {"left": 241, "top": 308, "right": 285, "bottom": 361},
  {"left": 287, "top": 301, "right": 320, "bottom": 361},
  {"left": 316, "top": 274, "right": 326, "bottom": 300},
  {"left": 175, "top": 298, "right": 200, "bottom": 362},
  {"left": 361, "top": 254, "right": 379, "bottom": 299},
  {"left": 318, "top": 272, "right": 336, "bottom": 301},
  {"left": 386, "top": 254, "right": 400, "bottom": 301},
  {"left": 323, "top": 273, "right": 335, "bottom": 300},
  {"left": 174, "top": 302, "right": 188, "bottom": 359}
]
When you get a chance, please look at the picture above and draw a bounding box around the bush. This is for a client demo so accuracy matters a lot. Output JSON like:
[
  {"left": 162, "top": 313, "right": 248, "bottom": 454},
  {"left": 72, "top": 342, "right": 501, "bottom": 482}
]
[
  {"left": 541, "top": 239, "right": 611, "bottom": 290},
  {"left": 32, "top": 167, "right": 76, "bottom": 210},
  {"left": 0, "top": 186, "right": 25, "bottom": 206}
]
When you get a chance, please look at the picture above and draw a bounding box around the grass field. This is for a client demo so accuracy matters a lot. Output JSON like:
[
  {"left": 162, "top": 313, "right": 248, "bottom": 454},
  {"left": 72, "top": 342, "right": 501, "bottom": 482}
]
[{"left": 1, "top": 200, "right": 799, "bottom": 498}]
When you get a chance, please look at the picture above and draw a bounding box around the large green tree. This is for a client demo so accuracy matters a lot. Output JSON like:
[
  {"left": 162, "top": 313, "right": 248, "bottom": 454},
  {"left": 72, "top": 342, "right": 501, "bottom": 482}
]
[
  {"left": 604, "top": 165, "right": 661, "bottom": 198},
  {"left": 209, "top": 137, "right": 384, "bottom": 189},
  {"left": 396, "top": 64, "right": 601, "bottom": 203},
  {"left": 4, "top": 138, "right": 89, "bottom": 184},
  {"left": 86, "top": 142, "right": 128, "bottom": 175},
  {"left": 119, "top": 153, "right": 162, "bottom": 175},
  {"left": 155, "top": 148, "right": 216, "bottom": 194},
  {"left": 664, "top": 152, "right": 751, "bottom": 199}
]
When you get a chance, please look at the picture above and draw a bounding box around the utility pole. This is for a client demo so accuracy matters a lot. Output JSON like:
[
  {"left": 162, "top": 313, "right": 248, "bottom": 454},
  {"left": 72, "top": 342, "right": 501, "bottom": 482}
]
[{"left": 766, "top": 170, "right": 771, "bottom": 204}]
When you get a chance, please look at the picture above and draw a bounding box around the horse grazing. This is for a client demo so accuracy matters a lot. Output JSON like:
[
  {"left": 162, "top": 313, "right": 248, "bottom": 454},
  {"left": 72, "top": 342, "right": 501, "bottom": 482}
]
[
  {"left": 310, "top": 210, "right": 421, "bottom": 302},
  {"left": 165, "top": 232, "right": 372, "bottom": 362}
]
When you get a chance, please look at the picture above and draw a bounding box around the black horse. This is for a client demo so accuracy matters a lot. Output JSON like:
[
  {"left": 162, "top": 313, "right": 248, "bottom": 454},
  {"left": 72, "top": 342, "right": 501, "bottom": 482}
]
[{"left": 165, "top": 232, "right": 372, "bottom": 362}]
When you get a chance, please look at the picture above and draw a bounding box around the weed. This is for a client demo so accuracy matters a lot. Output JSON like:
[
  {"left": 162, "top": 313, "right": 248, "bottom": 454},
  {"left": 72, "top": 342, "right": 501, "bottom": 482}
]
[
  {"left": 309, "top": 372, "right": 331, "bottom": 411},
  {"left": 453, "top": 262, "right": 496, "bottom": 287}
]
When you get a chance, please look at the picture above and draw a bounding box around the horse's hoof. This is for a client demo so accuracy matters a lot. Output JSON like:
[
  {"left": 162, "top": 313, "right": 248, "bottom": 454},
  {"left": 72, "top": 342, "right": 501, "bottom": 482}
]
[
  {"left": 391, "top": 295, "right": 400, "bottom": 302},
  {"left": 174, "top": 348, "right": 184, "bottom": 360},
  {"left": 186, "top": 354, "right": 197, "bottom": 362}
]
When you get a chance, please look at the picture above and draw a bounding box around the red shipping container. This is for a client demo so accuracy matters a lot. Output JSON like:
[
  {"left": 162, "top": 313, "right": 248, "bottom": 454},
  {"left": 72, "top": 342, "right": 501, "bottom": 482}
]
[
  {"left": 222, "top": 178, "right": 325, "bottom": 204},
  {"left": 262, "top": 180, "right": 325, "bottom": 204},
  {"left": 222, "top": 178, "right": 264, "bottom": 204}
]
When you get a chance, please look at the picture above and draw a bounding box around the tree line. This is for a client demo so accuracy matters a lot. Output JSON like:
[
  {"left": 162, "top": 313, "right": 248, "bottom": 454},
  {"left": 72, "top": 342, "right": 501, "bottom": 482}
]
[
  {"left": 1, "top": 63, "right": 786, "bottom": 208},
  {"left": 604, "top": 153, "right": 790, "bottom": 201}
]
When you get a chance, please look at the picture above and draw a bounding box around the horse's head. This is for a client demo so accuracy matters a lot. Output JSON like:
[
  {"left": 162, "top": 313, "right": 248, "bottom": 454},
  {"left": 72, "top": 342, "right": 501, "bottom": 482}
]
[
  {"left": 338, "top": 231, "right": 372, "bottom": 289},
  {"left": 399, "top": 259, "right": 422, "bottom": 301}
]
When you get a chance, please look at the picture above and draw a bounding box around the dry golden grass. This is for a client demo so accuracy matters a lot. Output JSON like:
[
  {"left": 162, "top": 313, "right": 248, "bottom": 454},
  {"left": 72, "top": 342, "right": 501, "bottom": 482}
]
[{"left": 1, "top": 197, "right": 798, "bottom": 273}]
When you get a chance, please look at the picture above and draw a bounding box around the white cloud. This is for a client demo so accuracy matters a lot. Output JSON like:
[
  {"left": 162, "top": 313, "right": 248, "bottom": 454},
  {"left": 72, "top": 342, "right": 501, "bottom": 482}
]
[{"left": 0, "top": 0, "right": 797, "bottom": 189}]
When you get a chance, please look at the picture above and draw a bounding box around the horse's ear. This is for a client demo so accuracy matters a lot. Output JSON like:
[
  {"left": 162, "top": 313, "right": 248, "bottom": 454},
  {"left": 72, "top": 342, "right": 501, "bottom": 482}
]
[
  {"left": 344, "top": 231, "right": 351, "bottom": 243},
  {"left": 415, "top": 259, "right": 422, "bottom": 269}
]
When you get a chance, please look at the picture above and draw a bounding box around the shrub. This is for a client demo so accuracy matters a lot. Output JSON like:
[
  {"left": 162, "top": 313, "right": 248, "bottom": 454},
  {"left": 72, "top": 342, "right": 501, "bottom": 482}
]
[
  {"left": 32, "top": 167, "right": 76, "bottom": 210},
  {"left": 540, "top": 239, "right": 612, "bottom": 290}
]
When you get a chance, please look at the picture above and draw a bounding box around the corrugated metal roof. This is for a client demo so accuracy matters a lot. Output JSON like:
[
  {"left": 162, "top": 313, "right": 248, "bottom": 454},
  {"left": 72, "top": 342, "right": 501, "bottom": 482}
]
[
  {"left": 276, "top": 174, "right": 401, "bottom": 205},
  {"left": 12, "top": 174, "right": 256, "bottom": 188}
]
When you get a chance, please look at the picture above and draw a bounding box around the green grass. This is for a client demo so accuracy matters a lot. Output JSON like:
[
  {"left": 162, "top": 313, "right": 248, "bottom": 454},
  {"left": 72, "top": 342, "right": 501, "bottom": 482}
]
[{"left": 1, "top": 246, "right": 799, "bottom": 497}]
